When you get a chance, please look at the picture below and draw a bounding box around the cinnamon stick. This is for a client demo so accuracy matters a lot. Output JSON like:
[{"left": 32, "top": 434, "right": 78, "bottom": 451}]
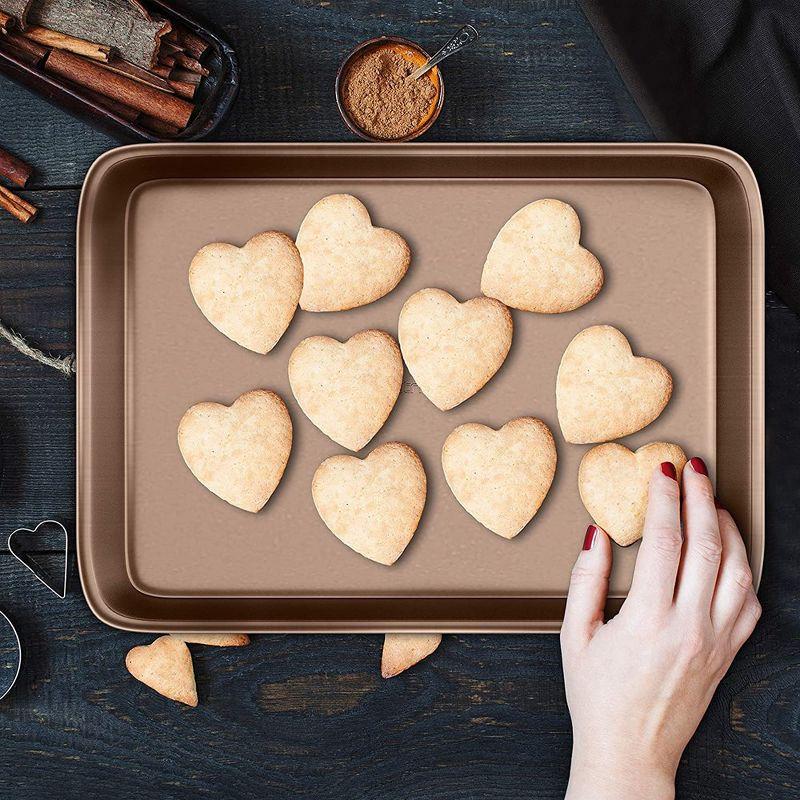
[
  {"left": 0, "top": 39, "right": 38, "bottom": 65},
  {"left": 100, "top": 57, "right": 175, "bottom": 94},
  {"left": 170, "top": 68, "right": 201, "bottom": 85},
  {"left": 0, "top": 184, "right": 37, "bottom": 223},
  {"left": 1, "top": 30, "right": 46, "bottom": 64},
  {"left": 170, "top": 26, "right": 208, "bottom": 58},
  {"left": 0, "top": 145, "right": 32, "bottom": 187},
  {"left": 151, "top": 64, "right": 171, "bottom": 79},
  {"left": 160, "top": 40, "right": 183, "bottom": 55},
  {"left": 0, "top": 10, "right": 14, "bottom": 32},
  {"left": 45, "top": 49, "right": 193, "bottom": 128},
  {"left": 63, "top": 80, "right": 140, "bottom": 121},
  {"left": 173, "top": 51, "right": 208, "bottom": 76},
  {"left": 168, "top": 79, "right": 196, "bottom": 100},
  {"left": 158, "top": 53, "right": 175, "bottom": 68},
  {"left": 23, "top": 24, "right": 111, "bottom": 61}
]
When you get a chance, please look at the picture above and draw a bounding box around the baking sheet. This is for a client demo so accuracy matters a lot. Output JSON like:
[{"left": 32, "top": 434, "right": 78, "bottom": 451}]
[
  {"left": 125, "top": 177, "right": 715, "bottom": 597},
  {"left": 77, "top": 144, "right": 763, "bottom": 631}
]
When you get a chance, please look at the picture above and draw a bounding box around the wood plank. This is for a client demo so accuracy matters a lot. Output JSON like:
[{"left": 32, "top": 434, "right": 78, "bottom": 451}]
[{"left": 0, "top": 92, "right": 114, "bottom": 186}]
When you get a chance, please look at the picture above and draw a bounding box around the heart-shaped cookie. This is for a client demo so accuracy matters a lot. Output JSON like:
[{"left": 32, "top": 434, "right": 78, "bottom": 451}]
[
  {"left": 481, "top": 198, "right": 603, "bottom": 313},
  {"left": 296, "top": 194, "right": 411, "bottom": 312},
  {"left": 171, "top": 633, "right": 250, "bottom": 647},
  {"left": 189, "top": 231, "right": 302, "bottom": 354},
  {"left": 579, "top": 442, "right": 687, "bottom": 545},
  {"left": 178, "top": 389, "right": 292, "bottom": 513},
  {"left": 126, "top": 635, "right": 198, "bottom": 707},
  {"left": 442, "top": 417, "right": 557, "bottom": 538},
  {"left": 288, "top": 330, "right": 403, "bottom": 451},
  {"left": 381, "top": 633, "right": 442, "bottom": 678},
  {"left": 312, "top": 442, "right": 427, "bottom": 565},
  {"left": 556, "top": 325, "right": 673, "bottom": 444},
  {"left": 398, "top": 288, "right": 513, "bottom": 411}
]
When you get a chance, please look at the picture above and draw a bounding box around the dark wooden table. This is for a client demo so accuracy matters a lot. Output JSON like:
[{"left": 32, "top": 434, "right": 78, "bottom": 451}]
[{"left": 0, "top": 2, "right": 797, "bottom": 797}]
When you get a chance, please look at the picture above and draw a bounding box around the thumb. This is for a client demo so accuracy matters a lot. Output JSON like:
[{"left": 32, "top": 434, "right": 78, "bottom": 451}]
[{"left": 561, "top": 525, "right": 613, "bottom": 649}]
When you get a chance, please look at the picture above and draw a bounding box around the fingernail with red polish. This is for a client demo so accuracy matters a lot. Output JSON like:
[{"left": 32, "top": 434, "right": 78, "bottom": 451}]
[
  {"left": 660, "top": 461, "right": 677, "bottom": 480},
  {"left": 583, "top": 524, "right": 598, "bottom": 551},
  {"left": 689, "top": 457, "right": 708, "bottom": 476}
]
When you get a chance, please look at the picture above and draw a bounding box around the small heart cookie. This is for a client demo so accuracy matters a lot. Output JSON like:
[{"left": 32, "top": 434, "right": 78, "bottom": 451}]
[
  {"left": 381, "top": 633, "right": 442, "bottom": 679},
  {"left": 178, "top": 389, "right": 292, "bottom": 513},
  {"left": 442, "top": 417, "right": 557, "bottom": 539},
  {"left": 297, "top": 194, "right": 411, "bottom": 311},
  {"left": 288, "top": 330, "right": 403, "bottom": 451},
  {"left": 312, "top": 442, "right": 427, "bottom": 565},
  {"left": 171, "top": 633, "right": 250, "bottom": 647},
  {"left": 556, "top": 325, "right": 673, "bottom": 444},
  {"left": 126, "top": 635, "right": 198, "bottom": 707},
  {"left": 189, "top": 231, "right": 303, "bottom": 354},
  {"left": 481, "top": 198, "right": 603, "bottom": 313},
  {"left": 579, "top": 442, "right": 687, "bottom": 545},
  {"left": 398, "top": 288, "right": 513, "bottom": 411}
]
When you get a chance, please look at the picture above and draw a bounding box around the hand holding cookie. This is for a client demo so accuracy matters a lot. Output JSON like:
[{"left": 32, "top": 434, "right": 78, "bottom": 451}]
[
  {"left": 578, "top": 442, "right": 687, "bottom": 545},
  {"left": 562, "top": 458, "right": 761, "bottom": 800}
]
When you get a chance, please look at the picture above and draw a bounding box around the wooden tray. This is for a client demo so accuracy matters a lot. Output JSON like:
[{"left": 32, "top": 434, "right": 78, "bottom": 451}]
[
  {"left": 0, "top": 0, "right": 238, "bottom": 142},
  {"left": 77, "top": 143, "right": 764, "bottom": 632}
]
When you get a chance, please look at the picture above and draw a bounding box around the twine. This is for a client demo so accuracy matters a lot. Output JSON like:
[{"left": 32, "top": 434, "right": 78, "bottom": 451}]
[{"left": 0, "top": 318, "right": 75, "bottom": 376}]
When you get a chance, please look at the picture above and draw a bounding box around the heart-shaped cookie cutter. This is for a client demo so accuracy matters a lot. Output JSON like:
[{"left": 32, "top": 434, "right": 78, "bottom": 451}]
[{"left": 7, "top": 519, "right": 68, "bottom": 599}]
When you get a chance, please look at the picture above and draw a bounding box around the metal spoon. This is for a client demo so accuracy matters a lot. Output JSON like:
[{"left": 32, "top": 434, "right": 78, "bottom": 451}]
[{"left": 406, "top": 24, "right": 479, "bottom": 82}]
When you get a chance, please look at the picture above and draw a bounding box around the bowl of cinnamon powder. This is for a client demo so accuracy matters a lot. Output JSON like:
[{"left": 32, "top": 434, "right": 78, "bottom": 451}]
[{"left": 336, "top": 36, "right": 444, "bottom": 142}]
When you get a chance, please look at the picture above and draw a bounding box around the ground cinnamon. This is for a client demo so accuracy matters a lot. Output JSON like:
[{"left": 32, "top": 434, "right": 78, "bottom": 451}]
[{"left": 342, "top": 46, "right": 438, "bottom": 140}]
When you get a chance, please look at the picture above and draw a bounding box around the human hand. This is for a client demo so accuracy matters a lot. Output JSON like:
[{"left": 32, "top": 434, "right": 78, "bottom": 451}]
[{"left": 561, "top": 457, "right": 761, "bottom": 800}]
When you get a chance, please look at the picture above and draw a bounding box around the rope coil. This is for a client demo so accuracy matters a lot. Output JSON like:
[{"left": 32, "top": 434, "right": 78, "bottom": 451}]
[{"left": 0, "top": 318, "right": 75, "bottom": 376}]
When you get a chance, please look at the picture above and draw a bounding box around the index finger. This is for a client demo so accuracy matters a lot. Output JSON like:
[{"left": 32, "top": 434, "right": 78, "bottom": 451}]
[
  {"left": 674, "top": 457, "right": 722, "bottom": 613},
  {"left": 627, "top": 461, "right": 683, "bottom": 611}
]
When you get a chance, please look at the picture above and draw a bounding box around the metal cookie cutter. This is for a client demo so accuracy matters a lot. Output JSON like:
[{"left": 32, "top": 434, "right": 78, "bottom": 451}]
[
  {"left": 7, "top": 519, "right": 68, "bottom": 599},
  {"left": 1, "top": 519, "right": 68, "bottom": 702},
  {"left": 0, "top": 609, "right": 21, "bottom": 700}
]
